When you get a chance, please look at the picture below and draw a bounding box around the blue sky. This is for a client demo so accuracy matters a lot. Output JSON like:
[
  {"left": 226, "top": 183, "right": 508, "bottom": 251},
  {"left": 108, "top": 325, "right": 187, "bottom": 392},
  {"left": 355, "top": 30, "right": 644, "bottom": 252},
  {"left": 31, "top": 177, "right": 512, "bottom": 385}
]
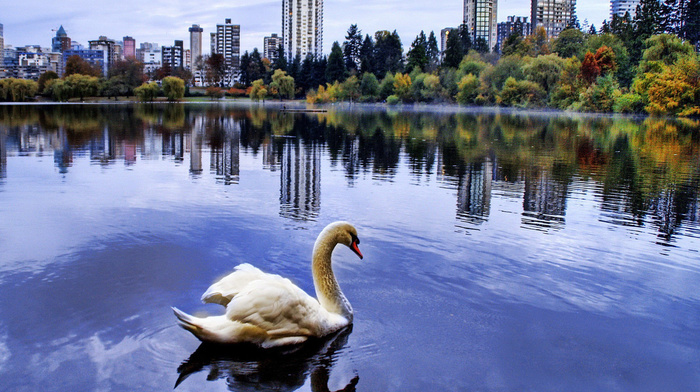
[{"left": 2, "top": 0, "right": 609, "bottom": 54}]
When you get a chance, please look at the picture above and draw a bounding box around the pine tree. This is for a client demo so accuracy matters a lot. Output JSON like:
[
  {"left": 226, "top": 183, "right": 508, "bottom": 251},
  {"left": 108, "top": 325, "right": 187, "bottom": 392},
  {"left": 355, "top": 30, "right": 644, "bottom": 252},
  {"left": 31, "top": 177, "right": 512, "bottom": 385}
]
[
  {"left": 458, "top": 23, "right": 472, "bottom": 52},
  {"left": 426, "top": 31, "right": 440, "bottom": 70},
  {"left": 443, "top": 29, "right": 463, "bottom": 68},
  {"left": 406, "top": 31, "right": 429, "bottom": 72},
  {"left": 273, "top": 44, "right": 287, "bottom": 72},
  {"left": 343, "top": 24, "right": 363, "bottom": 74},
  {"left": 326, "top": 41, "right": 347, "bottom": 83},
  {"left": 360, "top": 34, "right": 375, "bottom": 75}
]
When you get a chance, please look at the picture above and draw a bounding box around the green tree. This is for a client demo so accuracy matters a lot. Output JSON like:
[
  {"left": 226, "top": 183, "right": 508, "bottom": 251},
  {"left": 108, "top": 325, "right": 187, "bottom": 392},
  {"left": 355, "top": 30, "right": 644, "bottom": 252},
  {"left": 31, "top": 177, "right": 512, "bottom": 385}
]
[
  {"left": 270, "top": 69, "right": 295, "bottom": 99},
  {"left": 359, "top": 34, "right": 375, "bottom": 74},
  {"left": 273, "top": 44, "right": 288, "bottom": 71},
  {"left": 379, "top": 72, "right": 396, "bottom": 99},
  {"left": 360, "top": 72, "right": 380, "bottom": 100},
  {"left": 501, "top": 32, "right": 526, "bottom": 56},
  {"left": 134, "top": 82, "right": 160, "bottom": 101},
  {"left": 406, "top": 31, "right": 429, "bottom": 72},
  {"left": 343, "top": 24, "right": 363, "bottom": 73},
  {"left": 37, "top": 71, "right": 59, "bottom": 95},
  {"left": 443, "top": 29, "right": 463, "bottom": 69},
  {"left": 64, "top": 74, "right": 100, "bottom": 100},
  {"left": 326, "top": 41, "right": 347, "bottom": 83},
  {"left": 374, "top": 30, "right": 403, "bottom": 75},
  {"left": 249, "top": 79, "right": 268, "bottom": 101},
  {"left": 162, "top": 76, "right": 185, "bottom": 101},
  {"left": 108, "top": 58, "right": 146, "bottom": 91},
  {"left": 426, "top": 31, "right": 440, "bottom": 71},
  {"left": 456, "top": 74, "right": 480, "bottom": 104},
  {"left": 522, "top": 54, "right": 566, "bottom": 96},
  {"left": 584, "top": 33, "right": 632, "bottom": 86},
  {"left": 499, "top": 77, "right": 546, "bottom": 107},
  {"left": 486, "top": 55, "right": 525, "bottom": 90},
  {"left": 553, "top": 28, "right": 585, "bottom": 58}
]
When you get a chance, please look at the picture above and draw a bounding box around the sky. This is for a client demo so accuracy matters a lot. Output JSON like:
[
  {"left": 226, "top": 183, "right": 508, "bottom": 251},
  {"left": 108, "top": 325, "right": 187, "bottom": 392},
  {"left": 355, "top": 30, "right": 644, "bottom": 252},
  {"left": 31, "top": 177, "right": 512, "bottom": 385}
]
[{"left": 2, "top": 0, "right": 610, "bottom": 55}]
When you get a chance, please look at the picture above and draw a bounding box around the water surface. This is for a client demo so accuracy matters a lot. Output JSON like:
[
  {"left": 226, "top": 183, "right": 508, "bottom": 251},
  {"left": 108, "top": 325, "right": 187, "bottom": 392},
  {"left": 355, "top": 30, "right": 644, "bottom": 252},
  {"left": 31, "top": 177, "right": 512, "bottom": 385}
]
[{"left": 0, "top": 103, "right": 699, "bottom": 391}]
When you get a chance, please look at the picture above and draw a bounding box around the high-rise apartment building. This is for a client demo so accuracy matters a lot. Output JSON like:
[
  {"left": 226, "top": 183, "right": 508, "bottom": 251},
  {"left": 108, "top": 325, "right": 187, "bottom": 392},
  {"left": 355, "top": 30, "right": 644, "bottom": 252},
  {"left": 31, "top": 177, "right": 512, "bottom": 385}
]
[
  {"left": 189, "top": 24, "right": 203, "bottom": 70},
  {"left": 464, "top": 0, "right": 498, "bottom": 52},
  {"left": 497, "top": 16, "right": 531, "bottom": 52},
  {"left": 263, "top": 33, "right": 281, "bottom": 62},
  {"left": 440, "top": 28, "right": 457, "bottom": 58},
  {"left": 610, "top": 0, "right": 639, "bottom": 19},
  {"left": 0, "top": 24, "right": 4, "bottom": 70},
  {"left": 52, "top": 26, "right": 72, "bottom": 53},
  {"left": 213, "top": 19, "right": 241, "bottom": 78},
  {"left": 282, "top": 0, "right": 324, "bottom": 60},
  {"left": 88, "top": 36, "right": 122, "bottom": 71},
  {"left": 162, "top": 40, "right": 184, "bottom": 69},
  {"left": 531, "top": 0, "right": 576, "bottom": 39},
  {"left": 123, "top": 36, "right": 136, "bottom": 59}
]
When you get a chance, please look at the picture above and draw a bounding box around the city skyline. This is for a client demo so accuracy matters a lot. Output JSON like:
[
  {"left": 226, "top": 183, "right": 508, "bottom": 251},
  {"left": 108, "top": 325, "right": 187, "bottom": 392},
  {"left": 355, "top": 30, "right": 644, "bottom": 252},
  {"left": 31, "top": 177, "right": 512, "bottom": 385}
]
[{"left": 2, "top": 0, "right": 609, "bottom": 55}]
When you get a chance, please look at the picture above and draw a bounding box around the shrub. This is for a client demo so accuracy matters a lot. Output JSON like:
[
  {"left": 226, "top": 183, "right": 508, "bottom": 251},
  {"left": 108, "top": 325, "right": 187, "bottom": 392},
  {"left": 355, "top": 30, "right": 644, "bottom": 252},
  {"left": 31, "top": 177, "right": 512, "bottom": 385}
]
[
  {"left": 499, "top": 77, "right": 546, "bottom": 108},
  {"left": 134, "top": 82, "right": 159, "bottom": 102},
  {"left": 386, "top": 95, "right": 401, "bottom": 105},
  {"left": 613, "top": 93, "right": 645, "bottom": 113}
]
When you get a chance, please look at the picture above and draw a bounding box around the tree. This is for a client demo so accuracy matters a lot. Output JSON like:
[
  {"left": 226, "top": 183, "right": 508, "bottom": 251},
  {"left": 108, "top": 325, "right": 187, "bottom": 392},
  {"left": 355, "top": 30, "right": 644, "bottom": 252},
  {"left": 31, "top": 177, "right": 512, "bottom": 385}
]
[
  {"left": 456, "top": 73, "right": 480, "bottom": 104},
  {"left": 247, "top": 49, "right": 265, "bottom": 85},
  {"left": 499, "top": 77, "right": 546, "bottom": 107},
  {"left": 594, "top": 46, "right": 618, "bottom": 75},
  {"left": 64, "top": 74, "right": 100, "bottom": 100},
  {"left": 501, "top": 32, "right": 525, "bottom": 56},
  {"left": 273, "top": 44, "right": 288, "bottom": 71},
  {"left": 270, "top": 69, "right": 295, "bottom": 99},
  {"left": 473, "top": 37, "right": 489, "bottom": 54},
  {"left": 553, "top": 28, "right": 585, "bottom": 58},
  {"left": 679, "top": 0, "right": 700, "bottom": 44},
  {"left": 134, "top": 82, "right": 159, "bottom": 101},
  {"left": 249, "top": 79, "right": 267, "bottom": 101},
  {"left": 162, "top": 76, "right": 185, "bottom": 101},
  {"left": 584, "top": 33, "right": 632, "bottom": 86},
  {"left": 64, "top": 55, "right": 102, "bottom": 77},
  {"left": 406, "top": 31, "right": 429, "bottom": 72},
  {"left": 643, "top": 56, "right": 700, "bottom": 116},
  {"left": 580, "top": 52, "right": 601, "bottom": 84},
  {"left": 359, "top": 34, "right": 375, "bottom": 74},
  {"left": 443, "top": 30, "right": 463, "bottom": 69},
  {"left": 206, "top": 53, "right": 228, "bottom": 87},
  {"left": 37, "top": 71, "right": 59, "bottom": 95},
  {"left": 393, "top": 73, "right": 412, "bottom": 102},
  {"left": 426, "top": 31, "right": 440, "bottom": 71},
  {"left": 522, "top": 54, "right": 566, "bottom": 96},
  {"left": 108, "top": 58, "right": 146, "bottom": 91},
  {"left": 326, "top": 41, "right": 347, "bottom": 83},
  {"left": 458, "top": 23, "right": 472, "bottom": 53},
  {"left": 360, "top": 72, "right": 380, "bottom": 100},
  {"left": 374, "top": 30, "right": 403, "bottom": 76},
  {"left": 343, "top": 24, "right": 363, "bottom": 74}
]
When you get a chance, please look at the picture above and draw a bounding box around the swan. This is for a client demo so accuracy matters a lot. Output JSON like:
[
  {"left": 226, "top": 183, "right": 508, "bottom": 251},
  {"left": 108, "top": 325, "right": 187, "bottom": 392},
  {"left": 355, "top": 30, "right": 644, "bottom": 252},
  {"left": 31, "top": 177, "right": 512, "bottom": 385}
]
[{"left": 172, "top": 221, "right": 363, "bottom": 348}]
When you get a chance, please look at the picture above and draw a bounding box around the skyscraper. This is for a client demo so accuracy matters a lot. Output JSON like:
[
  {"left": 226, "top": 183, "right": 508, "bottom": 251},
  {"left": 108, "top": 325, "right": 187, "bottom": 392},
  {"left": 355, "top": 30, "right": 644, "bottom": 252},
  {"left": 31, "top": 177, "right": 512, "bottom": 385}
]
[
  {"left": 497, "top": 16, "right": 531, "bottom": 52},
  {"left": 282, "top": 0, "right": 324, "bottom": 60},
  {"left": 189, "top": 24, "right": 203, "bottom": 70},
  {"left": 213, "top": 19, "right": 241, "bottom": 80},
  {"left": 123, "top": 36, "right": 136, "bottom": 59},
  {"left": 88, "top": 36, "right": 122, "bottom": 71},
  {"left": 464, "top": 0, "right": 498, "bottom": 52},
  {"left": 531, "top": 0, "right": 576, "bottom": 39},
  {"left": 162, "top": 40, "right": 184, "bottom": 69},
  {"left": 610, "top": 0, "right": 639, "bottom": 19},
  {"left": 0, "top": 24, "right": 4, "bottom": 70},
  {"left": 263, "top": 33, "right": 281, "bottom": 62},
  {"left": 52, "top": 26, "right": 72, "bottom": 53}
]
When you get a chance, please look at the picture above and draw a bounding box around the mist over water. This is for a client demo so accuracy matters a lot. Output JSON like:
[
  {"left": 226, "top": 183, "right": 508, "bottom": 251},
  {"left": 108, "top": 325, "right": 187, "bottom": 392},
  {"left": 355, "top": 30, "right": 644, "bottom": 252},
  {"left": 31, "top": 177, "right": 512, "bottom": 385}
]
[{"left": 0, "top": 103, "right": 699, "bottom": 391}]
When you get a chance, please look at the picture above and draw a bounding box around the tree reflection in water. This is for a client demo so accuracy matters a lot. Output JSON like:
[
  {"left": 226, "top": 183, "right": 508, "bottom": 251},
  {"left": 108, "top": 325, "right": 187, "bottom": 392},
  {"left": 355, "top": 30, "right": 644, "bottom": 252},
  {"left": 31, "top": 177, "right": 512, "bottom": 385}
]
[{"left": 175, "top": 327, "right": 358, "bottom": 392}]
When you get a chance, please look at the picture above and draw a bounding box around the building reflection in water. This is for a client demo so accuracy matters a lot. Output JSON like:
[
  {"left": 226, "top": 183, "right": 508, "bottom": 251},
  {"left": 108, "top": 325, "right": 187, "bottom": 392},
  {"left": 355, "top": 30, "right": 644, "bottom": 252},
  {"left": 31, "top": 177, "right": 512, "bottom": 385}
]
[
  {"left": 90, "top": 126, "right": 116, "bottom": 165},
  {"left": 162, "top": 132, "right": 185, "bottom": 163},
  {"left": 455, "top": 157, "right": 493, "bottom": 227},
  {"left": 280, "top": 139, "right": 321, "bottom": 221},
  {"left": 209, "top": 117, "right": 240, "bottom": 185},
  {"left": 53, "top": 128, "right": 72, "bottom": 174},
  {"left": 0, "top": 128, "right": 6, "bottom": 182},
  {"left": 190, "top": 116, "right": 204, "bottom": 176},
  {"left": 522, "top": 166, "right": 569, "bottom": 230}
]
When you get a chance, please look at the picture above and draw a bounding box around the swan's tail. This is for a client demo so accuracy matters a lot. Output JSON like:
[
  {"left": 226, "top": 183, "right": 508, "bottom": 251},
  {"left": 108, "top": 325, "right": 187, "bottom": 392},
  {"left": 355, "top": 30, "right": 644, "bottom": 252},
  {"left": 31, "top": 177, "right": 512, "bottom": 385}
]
[{"left": 172, "top": 307, "right": 205, "bottom": 338}]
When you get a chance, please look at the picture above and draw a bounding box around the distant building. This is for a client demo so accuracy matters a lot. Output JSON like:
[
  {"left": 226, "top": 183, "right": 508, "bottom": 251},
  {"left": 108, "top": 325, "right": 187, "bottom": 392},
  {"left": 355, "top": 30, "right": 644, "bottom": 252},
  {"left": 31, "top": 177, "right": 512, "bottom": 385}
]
[
  {"left": 162, "top": 40, "right": 184, "bottom": 69},
  {"left": 0, "top": 24, "right": 4, "bottom": 72},
  {"left": 189, "top": 24, "right": 203, "bottom": 71},
  {"left": 4, "top": 46, "right": 62, "bottom": 79},
  {"left": 88, "top": 36, "right": 122, "bottom": 71},
  {"left": 213, "top": 19, "right": 241, "bottom": 82},
  {"left": 62, "top": 49, "right": 107, "bottom": 76},
  {"left": 210, "top": 32, "right": 216, "bottom": 55},
  {"left": 610, "top": 0, "right": 639, "bottom": 19},
  {"left": 464, "top": 0, "right": 498, "bottom": 51},
  {"left": 185, "top": 49, "right": 191, "bottom": 70},
  {"left": 139, "top": 43, "right": 161, "bottom": 76},
  {"left": 497, "top": 16, "right": 531, "bottom": 52},
  {"left": 52, "top": 26, "right": 72, "bottom": 53},
  {"left": 282, "top": 0, "right": 323, "bottom": 60},
  {"left": 123, "top": 36, "right": 136, "bottom": 59},
  {"left": 531, "top": 0, "right": 576, "bottom": 39},
  {"left": 263, "top": 33, "right": 281, "bottom": 62},
  {"left": 440, "top": 28, "right": 457, "bottom": 58}
]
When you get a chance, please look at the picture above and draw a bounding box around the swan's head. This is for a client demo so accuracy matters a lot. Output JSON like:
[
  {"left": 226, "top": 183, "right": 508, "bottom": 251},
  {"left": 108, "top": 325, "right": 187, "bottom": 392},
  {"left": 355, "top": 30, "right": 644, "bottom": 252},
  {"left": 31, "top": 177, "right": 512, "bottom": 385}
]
[{"left": 323, "top": 221, "right": 363, "bottom": 260}]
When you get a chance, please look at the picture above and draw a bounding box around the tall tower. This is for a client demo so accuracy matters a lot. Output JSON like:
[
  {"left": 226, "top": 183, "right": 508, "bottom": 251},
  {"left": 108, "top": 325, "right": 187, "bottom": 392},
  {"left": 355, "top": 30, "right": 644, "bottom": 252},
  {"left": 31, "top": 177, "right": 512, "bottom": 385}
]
[
  {"left": 123, "top": 36, "right": 136, "bottom": 59},
  {"left": 531, "top": 0, "right": 576, "bottom": 39},
  {"left": 610, "top": 0, "right": 639, "bottom": 19},
  {"left": 52, "top": 26, "right": 72, "bottom": 53},
  {"left": 189, "top": 24, "right": 203, "bottom": 70},
  {"left": 282, "top": 0, "right": 324, "bottom": 60},
  {"left": 213, "top": 19, "right": 241, "bottom": 79},
  {"left": 263, "top": 33, "right": 281, "bottom": 62},
  {"left": 0, "top": 24, "right": 4, "bottom": 69},
  {"left": 464, "top": 0, "right": 498, "bottom": 51}
]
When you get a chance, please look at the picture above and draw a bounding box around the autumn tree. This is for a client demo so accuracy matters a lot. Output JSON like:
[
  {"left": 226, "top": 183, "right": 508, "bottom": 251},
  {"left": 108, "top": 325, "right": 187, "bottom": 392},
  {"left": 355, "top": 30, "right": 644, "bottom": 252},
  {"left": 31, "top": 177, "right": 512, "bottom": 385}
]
[
  {"left": 580, "top": 52, "right": 601, "bottom": 84},
  {"left": 161, "top": 76, "right": 185, "bottom": 101},
  {"left": 64, "top": 55, "right": 102, "bottom": 77}
]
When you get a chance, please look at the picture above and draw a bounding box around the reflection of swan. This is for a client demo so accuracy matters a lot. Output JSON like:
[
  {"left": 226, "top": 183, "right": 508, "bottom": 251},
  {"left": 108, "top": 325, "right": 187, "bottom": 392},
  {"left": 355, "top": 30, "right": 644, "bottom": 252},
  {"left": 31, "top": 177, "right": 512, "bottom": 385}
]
[
  {"left": 173, "top": 221, "right": 363, "bottom": 348},
  {"left": 175, "top": 326, "right": 359, "bottom": 392}
]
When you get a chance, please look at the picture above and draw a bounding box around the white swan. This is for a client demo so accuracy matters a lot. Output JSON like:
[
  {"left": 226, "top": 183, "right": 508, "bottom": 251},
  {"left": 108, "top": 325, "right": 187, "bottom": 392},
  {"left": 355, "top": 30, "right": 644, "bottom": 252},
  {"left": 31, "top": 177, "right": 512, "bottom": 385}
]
[{"left": 173, "top": 221, "right": 363, "bottom": 348}]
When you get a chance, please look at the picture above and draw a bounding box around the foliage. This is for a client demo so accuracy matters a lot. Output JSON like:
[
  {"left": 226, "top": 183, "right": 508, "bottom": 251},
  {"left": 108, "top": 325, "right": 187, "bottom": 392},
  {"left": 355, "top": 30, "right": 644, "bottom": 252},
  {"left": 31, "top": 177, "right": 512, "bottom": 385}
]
[
  {"left": 499, "top": 77, "right": 546, "bottom": 107},
  {"left": 486, "top": 55, "right": 525, "bottom": 90},
  {"left": 162, "top": 76, "right": 185, "bottom": 101},
  {"left": 360, "top": 72, "right": 380, "bottom": 101},
  {"left": 206, "top": 54, "right": 229, "bottom": 88},
  {"left": 576, "top": 73, "right": 620, "bottom": 112},
  {"left": 643, "top": 56, "right": 700, "bottom": 116},
  {"left": 393, "top": 73, "right": 413, "bottom": 102},
  {"left": 386, "top": 95, "right": 401, "bottom": 105},
  {"left": 343, "top": 24, "right": 363, "bottom": 73},
  {"left": 37, "top": 71, "right": 59, "bottom": 95},
  {"left": 443, "top": 29, "right": 463, "bottom": 69},
  {"left": 249, "top": 79, "right": 268, "bottom": 101},
  {"left": 270, "top": 69, "right": 295, "bottom": 100},
  {"left": 458, "top": 52, "right": 488, "bottom": 77},
  {"left": 108, "top": 58, "right": 146, "bottom": 92},
  {"left": 550, "top": 57, "right": 583, "bottom": 109},
  {"left": 205, "top": 86, "right": 225, "bottom": 100},
  {"left": 64, "top": 74, "right": 100, "bottom": 100},
  {"left": 613, "top": 92, "right": 645, "bottom": 113},
  {"left": 0, "top": 78, "right": 38, "bottom": 102},
  {"left": 373, "top": 30, "right": 403, "bottom": 76},
  {"left": 326, "top": 41, "right": 347, "bottom": 83},
  {"left": 456, "top": 74, "right": 480, "bottom": 104},
  {"left": 553, "top": 28, "right": 585, "bottom": 58},
  {"left": 64, "top": 55, "right": 102, "bottom": 77},
  {"left": 522, "top": 54, "right": 566, "bottom": 96},
  {"left": 580, "top": 52, "right": 601, "bottom": 84},
  {"left": 134, "top": 82, "right": 160, "bottom": 102},
  {"left": 378, "top": 72, "right": 396, "bottom": 99},
  {"left": 406, "top": 31, "right": 429, "bottom": 72}
]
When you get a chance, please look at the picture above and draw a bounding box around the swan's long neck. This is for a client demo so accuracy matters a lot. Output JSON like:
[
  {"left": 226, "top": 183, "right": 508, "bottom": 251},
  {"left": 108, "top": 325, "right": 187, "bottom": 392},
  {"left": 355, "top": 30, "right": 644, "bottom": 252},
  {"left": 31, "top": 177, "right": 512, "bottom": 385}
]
[{"left": 312, "top": 231, "right": 353, "bottom": 321}]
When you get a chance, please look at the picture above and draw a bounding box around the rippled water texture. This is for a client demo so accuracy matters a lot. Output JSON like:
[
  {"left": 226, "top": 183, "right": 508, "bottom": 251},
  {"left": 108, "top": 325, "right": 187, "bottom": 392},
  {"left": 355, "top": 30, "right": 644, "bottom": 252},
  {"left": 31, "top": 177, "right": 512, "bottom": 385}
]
[{"left": 0, "top": 103, "right": 699, "bottom": 391}]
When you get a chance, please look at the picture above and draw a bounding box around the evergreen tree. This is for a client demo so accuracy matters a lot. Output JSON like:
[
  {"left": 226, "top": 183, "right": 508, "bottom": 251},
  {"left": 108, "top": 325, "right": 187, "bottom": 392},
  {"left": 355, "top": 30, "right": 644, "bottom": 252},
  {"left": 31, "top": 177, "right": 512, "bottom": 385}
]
[
  {"left": 680, "top": 0, "right": 700, "bottom": 44},
  {"left": 289, "top": 54, "right": 302, "bottom": 81},
  {"left": 426, "top": 31, "right": 440, "bottom": 70},
  {"left": 406, "top": 31, "right": 429, "bottom": 72},
  {"left": 239, "top": 51, "right": 251, "bottom": 85},
  {"left": 458, "top": 23, "right": 472, "bottom": 53},
  {"left": 343, "top": 24, "right": 363, "bottom": 74},
  {"left": 299, "top": 54, "right": 315, "bottom": 91},
  {"left": 248, "top": 49, "right": 265, "bottom": 84},
  {"left": 326, "top": 41, "right": 346, "bottom": 83},
  {"left": 273, "top": 44, "right": 287, "bottom": 71},
  {"left": 473, "top": 37, "right": 489, "bottom": 53},
  {"left": 374, "top": 30, "right": 403, "bottom": 76},
  {"left": 359, "top": 34, "right": 375, "bottom": 74},
  {"left": 443, "top": 29, "right": 463, "bottom": 68}
]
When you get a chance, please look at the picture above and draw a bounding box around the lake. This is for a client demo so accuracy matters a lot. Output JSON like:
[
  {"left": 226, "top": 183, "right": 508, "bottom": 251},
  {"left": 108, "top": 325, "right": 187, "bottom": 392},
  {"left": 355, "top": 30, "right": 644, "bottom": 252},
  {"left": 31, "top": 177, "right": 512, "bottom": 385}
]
[{"left": 0, "top": 103, "right": 698, "bottom": 391}]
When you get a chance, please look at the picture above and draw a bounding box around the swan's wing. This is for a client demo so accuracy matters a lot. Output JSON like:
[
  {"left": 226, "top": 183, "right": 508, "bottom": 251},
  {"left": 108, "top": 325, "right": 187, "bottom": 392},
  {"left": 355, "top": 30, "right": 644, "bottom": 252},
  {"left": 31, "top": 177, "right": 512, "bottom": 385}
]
[
  {"left": 201, "top": 263, "right": 279, "bottom": 306},
  {"left": 224, "top": 278, "right": 343, "bottom": 340}
]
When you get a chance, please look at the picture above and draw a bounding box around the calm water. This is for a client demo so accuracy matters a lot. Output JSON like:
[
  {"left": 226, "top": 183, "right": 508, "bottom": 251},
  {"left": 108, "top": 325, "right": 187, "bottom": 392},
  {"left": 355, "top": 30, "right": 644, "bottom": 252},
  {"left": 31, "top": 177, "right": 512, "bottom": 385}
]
[{"left": 0, "top": 103, "right": 699, "bottom": 391}]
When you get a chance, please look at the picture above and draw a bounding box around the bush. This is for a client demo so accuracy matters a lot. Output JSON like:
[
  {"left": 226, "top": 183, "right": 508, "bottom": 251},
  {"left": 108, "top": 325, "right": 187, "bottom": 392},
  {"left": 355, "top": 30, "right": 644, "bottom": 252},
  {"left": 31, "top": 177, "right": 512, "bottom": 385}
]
[
  {"left": 162, "top": 76, "right": 185, "bottom": 101},
  {"left": 499, "top": 77, "right": 546, "bottom": 108},
  {"left": 386, "top": 95, "right": 401, "bottom": 105},
  {"left": 613, "top": 93, "right": 645, "bottom": 113},
  {"left": 456, "top": 74, "right": 480, "bottom": 104},
  {"left": 134, "top": 82, "right": 160, "bottom": 102},
  {"left": 206, "top": 86, "right": 225, "bottom": 100}
]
